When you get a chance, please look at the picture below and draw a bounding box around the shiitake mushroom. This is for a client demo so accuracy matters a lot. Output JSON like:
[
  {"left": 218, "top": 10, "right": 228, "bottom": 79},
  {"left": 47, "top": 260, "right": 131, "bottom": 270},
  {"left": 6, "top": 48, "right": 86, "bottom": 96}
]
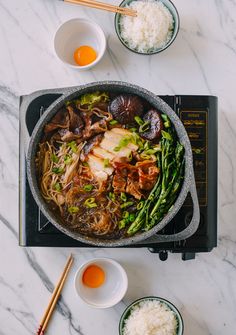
[
  {"left": 141, "top": 109, "right": 164, "bottom": 141},
  {"left": 109, "top": 94, "right": 144, "bottom": 124}
]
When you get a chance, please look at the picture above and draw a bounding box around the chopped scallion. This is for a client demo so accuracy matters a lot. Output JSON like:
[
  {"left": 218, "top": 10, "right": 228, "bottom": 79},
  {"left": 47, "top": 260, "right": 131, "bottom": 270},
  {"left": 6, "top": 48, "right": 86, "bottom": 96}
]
[
  {"left": 103, "top": 158, "right": 110, "bottom": 168},
  {"left": 67, "top": 141, "right": 77, "bottom": 153},
  {"left": 52, "top": 167, "right": 64, "bottom": 174},
  {"left": 120, "top": 192, "right": 127, "bottom": 202},
  {"left": 134, "top": 116, "right": 144, "bottom": 126},
  {"left": 109, "top": 120, "right": 118, "bottom": 125},
  {"left": 51, "top": 154, "right": 59, "bottom": 163},
  {"left": 64, "top": 155, "right": 72, "bottom": 165},
  {"left": 109, "top": 192, "right": 116, "bottom": 201},
  {"left": 120, "top": 201, "right": 134, "bottom": 209},
  {"left": 83, "top": 184, "right": 93, "bottom": 192},
  {"left": 54, "top": 182, "right": 61, "bottom": 192},
  {"left": 84, "top": 197, "right": 97, "bottom": 208},
  {"left": 68, "top": 206, "right": 79, "bottom": 214}
]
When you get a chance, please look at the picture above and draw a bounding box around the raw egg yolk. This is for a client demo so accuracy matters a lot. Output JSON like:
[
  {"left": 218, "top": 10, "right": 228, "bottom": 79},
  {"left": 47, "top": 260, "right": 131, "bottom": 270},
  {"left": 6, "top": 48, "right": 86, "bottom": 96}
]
[
  {"left": 82, "top": 265, "right": 105, "bottom": 288},
  {"left": 74, "top": 46, "right": 97, "bottom": 66}
]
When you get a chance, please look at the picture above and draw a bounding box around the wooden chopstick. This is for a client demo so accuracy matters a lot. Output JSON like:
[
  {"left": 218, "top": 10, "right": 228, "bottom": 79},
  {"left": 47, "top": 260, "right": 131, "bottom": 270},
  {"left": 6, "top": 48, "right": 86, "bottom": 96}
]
[
  {"left": 36, "top": 254, "right": 74, "bottom": 335},
  {"left": 65, "top": 0, "right": 137, "bottom": 17}
]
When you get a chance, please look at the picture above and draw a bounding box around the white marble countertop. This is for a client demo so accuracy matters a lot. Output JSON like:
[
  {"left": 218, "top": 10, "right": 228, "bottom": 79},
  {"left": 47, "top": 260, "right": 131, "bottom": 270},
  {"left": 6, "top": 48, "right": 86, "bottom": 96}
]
[{"left": 0, "top": 0, "right": 236, "bottom": 334}]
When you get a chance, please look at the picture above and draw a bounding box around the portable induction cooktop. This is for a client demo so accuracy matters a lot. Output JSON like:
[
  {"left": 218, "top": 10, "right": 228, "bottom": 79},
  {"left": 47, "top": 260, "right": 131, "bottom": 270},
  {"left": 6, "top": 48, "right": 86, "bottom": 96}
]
[{"left": 19, "top": 88, "right": 218, "bottom": 261}]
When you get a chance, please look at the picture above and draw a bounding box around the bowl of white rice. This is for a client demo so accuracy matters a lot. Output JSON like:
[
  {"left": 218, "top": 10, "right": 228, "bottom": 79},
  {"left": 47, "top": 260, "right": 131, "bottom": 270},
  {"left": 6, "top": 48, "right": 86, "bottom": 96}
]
[
  {"left": 119, "top": 296, "right": 184, "bottom": 335},
  {"left": 115, "top": 0, "right": 179, "bottom": 54}
]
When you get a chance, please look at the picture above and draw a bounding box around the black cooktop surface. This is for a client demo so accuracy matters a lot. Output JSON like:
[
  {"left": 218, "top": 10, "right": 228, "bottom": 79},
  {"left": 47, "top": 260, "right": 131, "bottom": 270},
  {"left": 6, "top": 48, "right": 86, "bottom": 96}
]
[{"left": 19, "top": 90, "right": 218, "bottom": 260}]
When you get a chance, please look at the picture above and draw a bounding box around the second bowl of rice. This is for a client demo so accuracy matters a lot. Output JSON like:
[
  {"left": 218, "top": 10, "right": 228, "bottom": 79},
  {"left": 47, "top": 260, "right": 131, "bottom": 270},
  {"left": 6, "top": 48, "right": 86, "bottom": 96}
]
[
  {"left": 119, "top": 296, "right": 184, "bottom": 335},
  {"left": 115, "top": 0, "right": 180, "bottom": 55}
]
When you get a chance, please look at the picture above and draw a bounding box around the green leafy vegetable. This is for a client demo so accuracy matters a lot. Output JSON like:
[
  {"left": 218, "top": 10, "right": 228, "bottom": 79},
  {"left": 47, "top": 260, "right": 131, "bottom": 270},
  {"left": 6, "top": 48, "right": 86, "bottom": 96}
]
[{"left": 127, "top": 129, "right": 184, "bottom": 236}]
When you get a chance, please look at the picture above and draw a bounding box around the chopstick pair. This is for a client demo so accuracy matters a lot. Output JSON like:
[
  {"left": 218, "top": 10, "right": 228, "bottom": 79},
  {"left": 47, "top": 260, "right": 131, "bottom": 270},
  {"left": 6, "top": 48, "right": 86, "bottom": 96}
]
[
  {"left": 64, "top": 0, "right": 137, "bottom": 17},
  {"left": 36, "top": 254, "right": 74, "bottom": 335}
]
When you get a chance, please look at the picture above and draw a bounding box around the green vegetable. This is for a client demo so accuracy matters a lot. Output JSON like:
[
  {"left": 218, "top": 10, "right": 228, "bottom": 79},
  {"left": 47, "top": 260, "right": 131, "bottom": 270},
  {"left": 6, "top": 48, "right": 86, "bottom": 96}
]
[
  {"left": 120, "top": 201, "right": 134, "bottom": 209},
  {"left": 161, "top": 130, "right": 172, "bottom": 141},
  {"left": 64, "top": 155, "right": 72, "bottom": 165},
  {"left": 119, "top": 219, "right": 127, "bottom": 229},
  {"left": 54, "top": 182, "right": 61, "bottom": 192},
  {"left": 122, "top": 211, "right": 129, "bottom": 219},
  {"left": 67, "top": 141, "right": 77, "bottom": 153},
  {"left": 139, "top": 121, "right": 150, "bottom": 133},
  {"left": 130, "top": 127, "right": 137, "bottom": 132},
  {"left": 103, "top": 158, "right": 110, "bottom": 168},
  {"left": 127, "top": 129, "right": 185, "bottom": 236},
  {"left": 83, "top": 184, "right": 93, "bottom": 192},
  {"left": 68, "top": 206, "right": 79, "bottom": 214},
  {"left": 137, "top": 201, "right": 144, "bottom": 210},
  {"left": 82, "top": 162, "right": 89, "bottom": 167},
  {"left": 109, "top": 192, "right": 116, "bottom": 201},
  {"left": 120, "top": 192, "right": 127, "bottom": 202},
  {"left": 80, "top": 92, "right": 109, "bottom": 109},
  {"left": 52, "top": 167, "right": 64, "bottom": 174},
  {"left": 113, "top": 136, "right": 132, "bottom": 152},
  {"left": 134, "top": 116, "right": 144, "bottom": 126},
  {"left": 84, "top": 197, "right": 97, "bottom": 208},
  {"left": 109, "top": 120, "right": 118, "bottom": 125},
  {"left": 51, "top": 154, "right": 59, "bottom": 163},
  {"left": 161, "top": 114, "right": 171, "bottom": 128}
]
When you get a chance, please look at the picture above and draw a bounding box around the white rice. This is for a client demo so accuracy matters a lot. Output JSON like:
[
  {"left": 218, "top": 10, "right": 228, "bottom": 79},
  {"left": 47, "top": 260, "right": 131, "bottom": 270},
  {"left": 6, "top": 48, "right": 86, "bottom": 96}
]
[
  {"left": 123, "top": 300, "right": 178, "bottom": 335},
  {"left": 119, "top": 0, "right": 174, "bottom": 52}
]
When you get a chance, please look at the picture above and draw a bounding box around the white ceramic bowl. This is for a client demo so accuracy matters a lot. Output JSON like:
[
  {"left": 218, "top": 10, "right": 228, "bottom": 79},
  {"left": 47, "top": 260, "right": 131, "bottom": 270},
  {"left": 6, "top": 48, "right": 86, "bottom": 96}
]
[
  {"left": 74, "top": 258, "right": 128, "bottom": 308},
  {"left": 54, "top": 18, "right": 106, "bottom": 70}
]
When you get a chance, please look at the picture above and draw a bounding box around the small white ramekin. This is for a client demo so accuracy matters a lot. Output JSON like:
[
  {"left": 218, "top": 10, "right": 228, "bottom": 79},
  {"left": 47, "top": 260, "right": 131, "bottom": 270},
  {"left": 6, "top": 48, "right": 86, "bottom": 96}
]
[
  {"left": 74, "top": 258, "right": 128, "bottom": 308},
  {"left": 54, "top": 18, "right": 106, "bottom": 70}
]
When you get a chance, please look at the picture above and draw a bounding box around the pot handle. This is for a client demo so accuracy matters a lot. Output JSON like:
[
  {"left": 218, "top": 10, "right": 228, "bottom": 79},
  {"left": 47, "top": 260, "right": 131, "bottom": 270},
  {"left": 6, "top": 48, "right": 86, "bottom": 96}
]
[{"left": 140, "top": 176, "right": 200, "bottom": 244}]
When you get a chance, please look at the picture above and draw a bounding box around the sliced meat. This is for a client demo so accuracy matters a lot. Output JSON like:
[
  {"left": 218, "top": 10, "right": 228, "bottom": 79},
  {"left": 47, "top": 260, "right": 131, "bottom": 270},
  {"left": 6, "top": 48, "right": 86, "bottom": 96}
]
[
  {"left": 136, "top": 160, "right": 160, "bottom": 190},
  {"left": 126, "top": 169, "right": 142, "bottom": 200}
]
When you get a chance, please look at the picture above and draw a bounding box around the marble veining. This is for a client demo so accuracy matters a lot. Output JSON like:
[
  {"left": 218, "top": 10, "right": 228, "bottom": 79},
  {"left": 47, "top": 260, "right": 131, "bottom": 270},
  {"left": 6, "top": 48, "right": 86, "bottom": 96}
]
[{"left": 0, "top": 0, "right": 236, "bottom": 334}]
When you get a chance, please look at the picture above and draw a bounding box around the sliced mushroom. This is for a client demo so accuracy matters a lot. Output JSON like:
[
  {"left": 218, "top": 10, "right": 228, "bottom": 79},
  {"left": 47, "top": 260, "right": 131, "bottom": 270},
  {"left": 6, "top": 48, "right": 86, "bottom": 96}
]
[
  {"left": 140, "top": 109, "right": 164, "bottom": 141},
  {"left": 109, "top": 94, "right": 144, "bottom": 124}
]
